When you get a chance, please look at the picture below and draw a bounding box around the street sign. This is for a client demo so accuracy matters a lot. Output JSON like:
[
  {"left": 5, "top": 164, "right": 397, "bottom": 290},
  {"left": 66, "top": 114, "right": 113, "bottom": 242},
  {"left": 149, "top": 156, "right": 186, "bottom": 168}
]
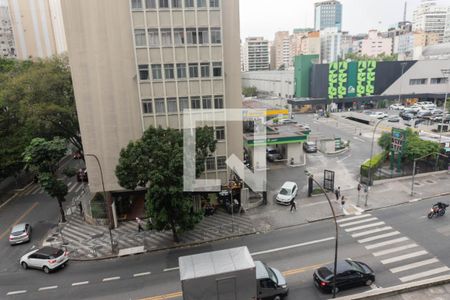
[{"left": 323, "top": 170, "right": 335, "bottom": 192}]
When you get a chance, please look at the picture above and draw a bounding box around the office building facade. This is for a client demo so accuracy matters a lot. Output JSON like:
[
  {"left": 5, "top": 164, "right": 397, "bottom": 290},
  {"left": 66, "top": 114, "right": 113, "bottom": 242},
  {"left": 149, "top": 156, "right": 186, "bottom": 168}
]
[
  {"left": 241, "top": 37, "right": 269, "bottom": 72},
  {"left": 314, "top": 0, "right": 342, "bottom": 31}
]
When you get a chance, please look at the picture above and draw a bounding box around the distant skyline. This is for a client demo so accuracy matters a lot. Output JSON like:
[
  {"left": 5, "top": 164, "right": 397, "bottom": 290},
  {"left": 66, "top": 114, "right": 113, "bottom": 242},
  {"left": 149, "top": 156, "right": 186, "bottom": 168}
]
[{"left": 240, "top": 0, "right": 450, "bottom": 40}]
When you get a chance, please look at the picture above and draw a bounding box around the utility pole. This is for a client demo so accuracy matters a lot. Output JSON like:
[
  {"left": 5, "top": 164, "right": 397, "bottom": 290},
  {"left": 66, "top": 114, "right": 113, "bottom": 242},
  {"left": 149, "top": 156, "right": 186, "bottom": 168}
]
[{"left": 440, "top": 69, "right": 450, "bottom": 144}]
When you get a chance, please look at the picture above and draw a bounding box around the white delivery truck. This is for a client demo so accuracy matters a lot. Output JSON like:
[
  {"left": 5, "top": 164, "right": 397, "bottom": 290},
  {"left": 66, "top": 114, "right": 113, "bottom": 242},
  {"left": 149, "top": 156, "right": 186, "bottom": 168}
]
[{"left": 179, "top": 246, "right": 288, "bottom": 300}]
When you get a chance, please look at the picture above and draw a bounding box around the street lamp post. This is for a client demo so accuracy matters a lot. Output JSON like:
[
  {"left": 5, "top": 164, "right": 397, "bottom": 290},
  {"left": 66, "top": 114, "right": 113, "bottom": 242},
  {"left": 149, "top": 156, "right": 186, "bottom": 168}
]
[
  {"left": 305, "top": 170, "right": 339, "bottom": 298},
  {"left": 440, "top": 69, "right": 450, "bottom": 144},
  {"left": 366, "top": 118, "right": 385, "bottom": 206},
  {"left": 84, "top": 153, "right": 115, "bottom": 253}
]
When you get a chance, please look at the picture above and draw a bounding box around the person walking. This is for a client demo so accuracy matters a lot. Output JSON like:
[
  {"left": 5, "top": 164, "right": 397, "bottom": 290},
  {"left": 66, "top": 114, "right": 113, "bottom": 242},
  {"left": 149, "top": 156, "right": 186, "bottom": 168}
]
[
  {"left": 341, "top": 196, "right": 346, "bottom": 210},
  {"left": 78, "top": 202, "right": 83, "bottom": 217},
  {"left": 136, "top": 217, "right": 144, "bottom": 232},
  {"left": 289, "top": 198, "right": 297, "bottom": 212},
  {"left": 335, "top": 187, "right": 341, "bottom": 201}
]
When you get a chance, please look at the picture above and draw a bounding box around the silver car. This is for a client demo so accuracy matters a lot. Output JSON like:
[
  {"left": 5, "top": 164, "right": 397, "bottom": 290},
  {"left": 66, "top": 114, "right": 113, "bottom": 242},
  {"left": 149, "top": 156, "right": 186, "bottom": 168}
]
[
  {"left": 20, "top": 246, "right": 69, "bottom": 273},
  {"left": 9, "top": 223, "right": 31, "bottom": 245}
]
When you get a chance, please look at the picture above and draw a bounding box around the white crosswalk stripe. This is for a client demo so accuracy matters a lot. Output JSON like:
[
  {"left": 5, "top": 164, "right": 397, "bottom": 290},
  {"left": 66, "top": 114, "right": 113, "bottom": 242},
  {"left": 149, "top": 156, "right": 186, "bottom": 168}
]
[
  {"left": 352, "top": 226, "right": 393, "bottom": 238},
  {"left": 345, "top": 222, "right": 385, "bottom": 232},
  {"left": 381, "top": 250, "right": 428, "bottom": 265},
  {"left": 337, "top": 214, "right": 372, "bottom": 223},
  {"left": 398, "top": 267, "right": 450, "bottom": 282},
  {"left": 390, "top": 258, "right": 440, "bottom": 273},
  {"left": 372, "top": 244, "right": 418, "bottom": 257},
  {"left": 357, "top": 231, "right": 401, "bottom": 243},
  {"left": 68, "top": 183, "right": 78, "bottom": 193},
  {"left": 338, "top": 217, "right": 378, "bottom": 227},
  {"left": 365, "top": 237, "right": 410, "bottom": 250}
]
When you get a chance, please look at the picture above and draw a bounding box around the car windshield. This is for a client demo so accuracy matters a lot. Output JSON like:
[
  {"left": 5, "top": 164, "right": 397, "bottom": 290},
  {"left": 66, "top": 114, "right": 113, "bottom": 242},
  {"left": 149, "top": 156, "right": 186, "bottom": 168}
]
[
  {"left": 266, "top": 265, "right": 278, "bottom": 284},
  {"left": 279, "top": 188, "right": 291, "bottom": 195},
  {"left": 11, "top": 230, "right": 25, "bottom": 236},
  {"left": 267, "top": 149, "right": 277, "bottom": 154}
]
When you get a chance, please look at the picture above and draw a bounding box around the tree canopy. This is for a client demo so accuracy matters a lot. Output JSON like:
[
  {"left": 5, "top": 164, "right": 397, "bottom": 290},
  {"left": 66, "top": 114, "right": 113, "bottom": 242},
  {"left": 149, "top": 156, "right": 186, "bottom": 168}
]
[{"left": 116, "top": 126, "right": 216, "bottom": 242}]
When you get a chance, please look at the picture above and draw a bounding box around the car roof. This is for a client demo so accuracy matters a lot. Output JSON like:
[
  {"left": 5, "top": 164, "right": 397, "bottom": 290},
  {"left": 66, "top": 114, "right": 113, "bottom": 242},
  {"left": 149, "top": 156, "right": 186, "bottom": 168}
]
[
  {"left": 322, "top": 260, "right": 355, "bottom": 274},
  {"left": 11, "top": 223, "right": 27, "bottom": 232},
  {"left": 305, "top": 141, "right": 315, "bottom": 145},
  {"left": 281, "top": 181, "right": 296, "bottom": 189},
  {"left": 36, "top": 247, "right": 63, "bottom": 256}
]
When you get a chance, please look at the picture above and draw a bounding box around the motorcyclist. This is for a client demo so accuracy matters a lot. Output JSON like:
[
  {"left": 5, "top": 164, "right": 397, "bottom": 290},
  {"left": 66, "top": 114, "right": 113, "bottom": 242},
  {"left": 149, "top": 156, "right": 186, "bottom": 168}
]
[{"left": 433, "top": 202, "right": 449, "bottom": 212}]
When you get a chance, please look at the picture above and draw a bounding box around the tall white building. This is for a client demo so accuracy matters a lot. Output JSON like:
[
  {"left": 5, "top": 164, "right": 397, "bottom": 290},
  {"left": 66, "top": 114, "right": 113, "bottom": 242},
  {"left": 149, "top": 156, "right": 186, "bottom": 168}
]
[
  {"left": 272, "top": 31, "right": 292, "bottom": 69},
  {"left": 0, "top": 4, "right": 15, "bottom": 57},
  {"left": 320, "top": 27, "right": 341, "bottom": 63},
  {"left": 359, "top": 30, "right": 393, "bottom": 57},
  {"left": 241, "top": 37, "right": 269, "bottom": 72},
  {"left": 413, "top": 0, "right": 448, "bottom": 43},
  {"left": 444, "top": 7, "right": 450, "bottom": 43}
]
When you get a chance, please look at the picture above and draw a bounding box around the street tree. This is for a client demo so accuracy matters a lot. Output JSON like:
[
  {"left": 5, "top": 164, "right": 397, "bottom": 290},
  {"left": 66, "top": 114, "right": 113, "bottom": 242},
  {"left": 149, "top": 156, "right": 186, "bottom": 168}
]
[
  {"left": 23, "top": 137, "right": 69, "bottom": 222},
  {"left": 116, "top": 126, "right": 216, "bottom": 242}
]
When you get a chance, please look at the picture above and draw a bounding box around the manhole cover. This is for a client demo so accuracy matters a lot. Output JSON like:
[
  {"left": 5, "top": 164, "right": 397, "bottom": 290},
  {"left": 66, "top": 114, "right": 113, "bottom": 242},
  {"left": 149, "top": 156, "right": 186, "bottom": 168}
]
[
  {"left": 46, "top": 237, "right": 55, "bottom": 242},
  {"left": 426, "top": 180, "right": 435, "bottom": 184},
  {"left": 414, "top": 182, "right": 421, "bottom": 186}
]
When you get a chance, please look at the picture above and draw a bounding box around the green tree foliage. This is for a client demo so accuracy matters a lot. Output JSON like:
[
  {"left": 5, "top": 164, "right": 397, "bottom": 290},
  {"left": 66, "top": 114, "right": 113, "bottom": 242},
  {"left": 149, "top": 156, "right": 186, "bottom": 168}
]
[
  {"left": 23, "top": 137, "right": 69, "bottom": 222},
  {"left": 116, "top": 126, "right": 216, "bottom": 242},
  {"left": 242, "top": 86, "right": 258, "bottom": 97},
  {"left": 0, "top": 56, "right": 80, "bottom": 179},
  {"left": 345, "top": 52, "right": 398, "bottom": 62},
  {"left": 378, "top": 132, "right": 391, "bottom": 150}
]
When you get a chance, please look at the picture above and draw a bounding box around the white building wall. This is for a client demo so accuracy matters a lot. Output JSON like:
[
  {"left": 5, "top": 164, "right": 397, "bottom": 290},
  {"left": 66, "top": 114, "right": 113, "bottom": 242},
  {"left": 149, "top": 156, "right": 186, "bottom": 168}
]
[
  {"left": 241, "top": 70, "right": 295, "bottom": 99},
  {"left": 359, "top": 30, "right": 392, "bottom": 57}
]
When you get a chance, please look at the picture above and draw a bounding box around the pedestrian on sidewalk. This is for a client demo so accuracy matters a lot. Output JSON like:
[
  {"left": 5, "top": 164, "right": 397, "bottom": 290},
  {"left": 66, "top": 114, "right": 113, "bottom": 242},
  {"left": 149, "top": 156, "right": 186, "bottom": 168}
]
[
  {"left": 341, "top": 196, "right": 346, "bottom": 210},
  {"left": 289, "top": 198, "right": 297, "bottom": 212},
  {"left": 78, "top": 202, "right": 83, "bottom": 217},
  {"left": 335, "top": 187, "right": 341, "bottom": 201},
  {"left": 136, "top": 217, "right": 144, "bottom": 232}
]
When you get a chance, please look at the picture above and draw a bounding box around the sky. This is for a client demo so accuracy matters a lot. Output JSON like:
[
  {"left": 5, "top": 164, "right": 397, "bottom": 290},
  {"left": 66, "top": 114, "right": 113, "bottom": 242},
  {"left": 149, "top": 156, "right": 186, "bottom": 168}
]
[{"left": 240, "top": 0, "right": 450, "bottom": 40}]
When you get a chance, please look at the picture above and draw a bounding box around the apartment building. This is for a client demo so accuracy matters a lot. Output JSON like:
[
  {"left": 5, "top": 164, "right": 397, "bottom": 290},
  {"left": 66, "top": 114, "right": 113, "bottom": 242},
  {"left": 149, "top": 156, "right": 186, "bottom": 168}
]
[
  {"left": 0, "top": 4, "right": 15, "bottom": 57},
  {"left": 241, "top": 37, "right": 269, "bottom": 72},
  {"left": 359, "top": 30, "right": 392, "bottom": 57},
  {"left": 8, "top": 0, "right": 67, "bottom": 59},
  {"left": 413, "top": 0, "right": 448, "bottom": 43},
  {"left": 272, "top": 31, "right": 291, "bottom": 70},
  {"left": 61, "top": 0, "right": 243, "bottom": 194},
  {"left": 314, "top": 0, "right": 342, "bottom": 31},
  {"left": 320, "top": 27, "right": 341, "bottom": 63}
]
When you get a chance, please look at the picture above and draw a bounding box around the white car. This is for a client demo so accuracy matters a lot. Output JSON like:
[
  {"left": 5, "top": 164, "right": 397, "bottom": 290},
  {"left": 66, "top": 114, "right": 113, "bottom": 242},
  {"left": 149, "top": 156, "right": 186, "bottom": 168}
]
[
  {"left": 370, "top": 112, "right": 388, "bottom": 119},
  {"left": 20, "top": 246, "right": 69, "bottom": 273},
  {"left": 389, "top": 104, "right": 404, "bottom": 110},
  {"left": 276, "top": 181, "right": 298, "bottom": 205}
]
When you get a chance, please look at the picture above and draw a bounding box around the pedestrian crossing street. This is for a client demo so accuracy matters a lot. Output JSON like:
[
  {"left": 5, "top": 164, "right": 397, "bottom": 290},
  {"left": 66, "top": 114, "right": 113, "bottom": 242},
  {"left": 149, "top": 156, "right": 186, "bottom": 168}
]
[
  {"left": 20, "top": 181, "right": 87, "bottom": 197},
  {"left": 337, "top": 213, "right": 450, "bottom": 283}
]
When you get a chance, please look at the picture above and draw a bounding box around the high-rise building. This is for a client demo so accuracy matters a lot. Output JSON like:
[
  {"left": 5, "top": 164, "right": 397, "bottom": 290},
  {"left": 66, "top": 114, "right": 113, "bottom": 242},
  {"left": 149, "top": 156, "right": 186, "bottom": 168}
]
[
  {"left": 320, "top": 27, "right": 341, "bottom": 63},
  {"left": 241, "top": 37, "right": 269, "bottom": 72},
  {"left": 291, "top": 31, "right": 320, "bottom": 57},
  {"left": 314, "top": 0, "right": 342, "bottom": 31},
  {"left": 7, "top": 0, "right": 67, "bottom": 59},
  {"left": 444, "top": 7, "right": 450, "bottom": 43},
  {"left": 0, "top": 4, "right": 15, "bottom": 57},
  {"left": 272, "top": 31, "right": 292, "bottom": 70},
  {"left": 412, "top": 0, "right": 448, "bottom": 43},
  {"left": 61, "top": 0, "right": 243, "bottom": 194},
  {"left": 359, "top": 30, "right": 393, "bottom": 57}
]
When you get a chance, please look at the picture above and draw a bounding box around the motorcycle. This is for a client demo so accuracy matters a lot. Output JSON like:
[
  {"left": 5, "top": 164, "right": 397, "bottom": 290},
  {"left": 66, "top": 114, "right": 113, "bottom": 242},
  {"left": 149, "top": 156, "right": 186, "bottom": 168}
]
[{"left": 428, "top": 203, "right": 449, "bottom": 219}]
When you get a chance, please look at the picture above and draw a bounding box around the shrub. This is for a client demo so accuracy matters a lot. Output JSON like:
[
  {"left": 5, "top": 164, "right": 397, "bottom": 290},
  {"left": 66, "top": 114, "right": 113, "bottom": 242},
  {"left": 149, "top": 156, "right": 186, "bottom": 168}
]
[{"left": 360, "top": 151, "right": 387, "bottom": 178}]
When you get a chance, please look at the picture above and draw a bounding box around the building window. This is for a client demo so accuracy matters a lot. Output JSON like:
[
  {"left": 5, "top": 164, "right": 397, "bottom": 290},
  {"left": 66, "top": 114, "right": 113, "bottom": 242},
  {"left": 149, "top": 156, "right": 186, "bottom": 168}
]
[
  {"left": 179, "top": 97, "right": 189, "bottom": 111},
  {"left": 409, "top": 78, "right": 427, "bottom": 85},
  {"left": 211, "top": 28, "right": 221, "bottom": 44},
  {"left": 151, "top": 64, "right": 162, "bottom": 80},
  {"left": 202, "top": 96, "right": 212, "bottom": 109},
  {"left": 212, "top": 62, "right": 222, "bottom": 77},
  {"left": 142, "top": 99, "right": 153, "bottom": 114},
  {"left": 159, "top": 0, "right": 169, "bottom": 8},
  {"left": 174, "top": 29, "right": 185, "bottom": 45},
  {"left": 189, "top": 63, "right": 199, "bottom": 78},
  {"left": 217, "top": 156, "right": 226, "bottom": 169},
  {"left": 185, "top": 0, "right": 194, "bottom": 7},
  {"left": 155, "top": 99, "right": 166, "bottom": 114},
  {"left": 198, "top": 28, "right": 209, "bottom": 44},
  {"left": 172, "top": 0, "right": 182, "bottom": 8},
  {"left": 206, "top": 157, "right": 216, "bottom": 170},
  {"left": 167, "top": 98, "right": 177, "bottom": 113},
  {"left": 138, "top": 64, "right": 149, "bottom": 80},
  {"left": 186, "top": 28, "right": 197, "bottom": 44},
  {"left": 145, "top": 0, "right": 156, "bottom": 8},
  {"left": 215, "top": 126, "right": 225, "bottom": 140},
  {"left": 131, "top": 0, "right": 143, "bottom": 10},
  {"left": 177, "top": 63, "right": 187, "bottom": 79},
  {"left": 214, "top": 95, "right": 223, "bottom": 109},
  {"left": 431, "top": 77, "right": 448, "bottom": 84},
  {"left": 164, "top": 64, "right": 175, "bottom": 79},
  {"left": 161, "top": 29, "right": 172, "bottom": 46},
  {"left": 134, "top": 29, "right": 146, "bottom": 47},
  {"left": 200, "top": 63, "right": 210, "bottom": 77},
  {"left": 197, "top": 0, "right": 206, "bottom": 8},
  {"left": 148, "top": 29, "right": 159, "bottom": 47},
  {"left": 209, "top": 0, "right": 219, "bottom": 8},
  {"left": 191, "top": 96, "right": 201, "bottom": 109}
]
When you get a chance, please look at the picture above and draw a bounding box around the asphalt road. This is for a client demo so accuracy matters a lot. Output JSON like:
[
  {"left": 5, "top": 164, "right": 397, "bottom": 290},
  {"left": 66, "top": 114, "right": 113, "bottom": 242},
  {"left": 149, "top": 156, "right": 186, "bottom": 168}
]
[{"left": 2, "top": 193, "right": 450, "bottom": 299}]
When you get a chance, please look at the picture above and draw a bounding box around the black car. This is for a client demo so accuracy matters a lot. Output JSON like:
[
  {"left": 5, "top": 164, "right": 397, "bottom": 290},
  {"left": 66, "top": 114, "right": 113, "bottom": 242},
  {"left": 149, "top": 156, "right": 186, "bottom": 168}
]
[
  {"left": 399, "top": 111, "right": 414, "bottom": 121},
  {"left": 313, "top": 259, "right": 375, "bottom": 294},
  {"left": 303, "top": 141, "right": 318, "bottom": 153}
]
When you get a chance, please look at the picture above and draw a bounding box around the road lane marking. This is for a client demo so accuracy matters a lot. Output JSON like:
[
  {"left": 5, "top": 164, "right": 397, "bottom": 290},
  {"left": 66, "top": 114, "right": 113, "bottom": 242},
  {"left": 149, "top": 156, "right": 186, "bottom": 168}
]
[
  {"left": 381, "top": 250, "right": 428, "bottom": 264},
  {"left": 357, "top": 231, "right": 401, "bottom": 243},
  {"left": 365, "top": 237, "right": 409, "bottom": 250},
  {"left": 352, "top": 226, "right": 393, "bottom": 238},
  {"left": 0, "top": 202, "right": 39, "bottom": 240},
  {"left": 390, "top": 258, "right": 439, "bottom": 273},
  {"left": 102, "top": 276, "right": 120, "bottom": 282},
  {"left": 6, "top": 290, "right": 27, "bottom": 295},
  {"left": 134, "top": 272, "right": 152, "bottom": 277},
  {"left": 339, "top": 217, "right": 378, "bottom": 227},
  {"left": 373, "top": 243, "right": 418, "bottom": 257},
  {"left": 250, "top": 237, "right": 335, "bottom": 256},
  {"left": 163, "top": 267, "right": 180, "bottom": 272},
  {"left": 72, "top": 281, "right": 89, "bottom": 286},
  {"left": 399, "top": 266, "right": 450, "bottom": 282},
  {"left": 38, "top": 286, "right": 58, "bottom": 291},
  {"left": 337, "top": 214, "right": 372, "bottom": 223},
  {"left": 345, "top": 222, "right": 385, "bottom": 232}
]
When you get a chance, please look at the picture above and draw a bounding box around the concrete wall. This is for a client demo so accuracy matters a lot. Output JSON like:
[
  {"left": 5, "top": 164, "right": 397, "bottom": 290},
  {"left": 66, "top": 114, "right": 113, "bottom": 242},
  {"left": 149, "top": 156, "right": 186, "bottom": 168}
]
[{"left": 241, "top": 70, "right": 295, "bottom": 99}]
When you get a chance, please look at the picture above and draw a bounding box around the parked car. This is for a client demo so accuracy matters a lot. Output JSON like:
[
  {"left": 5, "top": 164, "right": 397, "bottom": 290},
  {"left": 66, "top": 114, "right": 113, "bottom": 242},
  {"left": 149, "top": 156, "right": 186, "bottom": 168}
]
[
  {"left": 9, "top": 223, "right": 31, "bottom": 245},
  {"left": 431, "top": 109, "right": 444, "bottom": 115},
  {"left": 266, "top": 147, "right": 282, "bottom": 162},
  {"left": 313, "top": 259, "right": 375, "bottom": 294},
  {"left": 389, "top": 104, "right": 404, "bottom": 110},
  {"left": 387, "top": 116, "right": 400, "bottom": 122},
  {"left": 416, "top": 110, "right": 432, "bottom": 118},
  {"left": 370, "top": 112, "right": 388, "bottom": 119},
  {"left": 432, "top": 115, "right": 450, "bottom": 123},
  {"left": 76, "top": 168, "right": 88, "bottom": 182},
  {"left": 408, "top": 105, "right": 421, "bottom": 113},
  {"left": 303, "top": 141, "right": 318, "bottom": 153},
  {"left": 399, "top": 111, "right": 414, "bottom": 120},
  {"left": 276, "top": 181, "right": 298, "bottom": 205},
  {"left": 20, "top": 246, "right": 69, "bottom": 274},
  {"left": 417, "top": 101, "right": 436, "bottom": 110},
  {"left": 279, "top": 119, "right": 297, "bottom": 125}
]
